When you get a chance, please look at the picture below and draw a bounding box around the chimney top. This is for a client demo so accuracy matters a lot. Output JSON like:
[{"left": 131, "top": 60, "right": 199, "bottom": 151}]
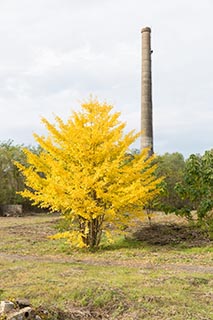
[{"left": 141, "top": 27, "right": 151, "bottom": 33}]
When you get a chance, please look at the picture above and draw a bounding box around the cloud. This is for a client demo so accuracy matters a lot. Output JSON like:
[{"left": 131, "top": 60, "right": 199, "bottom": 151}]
[{"left": 0, "top": 0, "right": 212, "bottom": 156}]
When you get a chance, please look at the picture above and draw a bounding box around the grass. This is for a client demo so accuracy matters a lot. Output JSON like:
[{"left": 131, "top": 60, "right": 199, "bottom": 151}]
[{"left": 0, "top": 213, "right": 213, "bottom": 319}]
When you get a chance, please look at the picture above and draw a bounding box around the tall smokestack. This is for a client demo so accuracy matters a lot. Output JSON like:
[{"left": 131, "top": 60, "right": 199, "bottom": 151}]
[{"left": 141, "top": 27, "right": 153, "bottom": 155}]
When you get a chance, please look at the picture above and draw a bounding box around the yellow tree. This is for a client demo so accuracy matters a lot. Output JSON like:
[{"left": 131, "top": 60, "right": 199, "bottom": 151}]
[{"left": 16, "top": 99, "right": 162, "bottom": 248}]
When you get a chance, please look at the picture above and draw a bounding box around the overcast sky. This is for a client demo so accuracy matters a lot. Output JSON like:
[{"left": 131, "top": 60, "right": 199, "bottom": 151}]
[{"left": 0, "top": 0, "right": 212, "bottom": 157}]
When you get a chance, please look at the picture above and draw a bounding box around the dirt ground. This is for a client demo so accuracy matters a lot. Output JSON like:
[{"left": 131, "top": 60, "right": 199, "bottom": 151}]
[
  {"left": 0, "top": 212, "right": 213, "bottom": 320},
  {"left": 0, "top": 212, "right": 212, "bottom": 271}
]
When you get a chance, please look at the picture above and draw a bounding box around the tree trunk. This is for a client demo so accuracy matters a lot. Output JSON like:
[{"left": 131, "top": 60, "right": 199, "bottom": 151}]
[{"left": 80, "top": 215, "right": 104, "bottom": 249}]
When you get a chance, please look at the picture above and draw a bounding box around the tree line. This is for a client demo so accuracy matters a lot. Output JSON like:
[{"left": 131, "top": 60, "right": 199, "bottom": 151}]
[{"left": 0, "top": 141, "right": 212, "bottom": 235}]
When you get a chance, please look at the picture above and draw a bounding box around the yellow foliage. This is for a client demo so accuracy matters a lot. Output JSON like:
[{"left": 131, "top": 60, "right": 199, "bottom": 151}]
[{"left": 16, "top": 98, "right": 162, "bottom": 248}]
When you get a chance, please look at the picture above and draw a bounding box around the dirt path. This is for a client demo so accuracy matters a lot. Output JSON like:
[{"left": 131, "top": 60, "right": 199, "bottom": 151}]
[{"left": 1, "top": 252, "right": 213, "bottom": 274}]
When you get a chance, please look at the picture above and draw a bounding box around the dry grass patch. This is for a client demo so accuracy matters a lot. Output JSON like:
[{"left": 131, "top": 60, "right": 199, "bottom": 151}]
[{"left": 0, "top": 213, "right": 212, "bottom": 319}]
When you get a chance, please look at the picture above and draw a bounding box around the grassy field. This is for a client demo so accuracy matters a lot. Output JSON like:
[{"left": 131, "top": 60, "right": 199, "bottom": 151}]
[{"left": 0, "top": 213, "right": 213, "bottom": 319}]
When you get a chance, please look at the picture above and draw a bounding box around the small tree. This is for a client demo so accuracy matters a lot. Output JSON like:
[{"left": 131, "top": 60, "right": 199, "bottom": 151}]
[
  {"left": 175, "top": 150, "right": 213, "bottom": 233},
  {"left": 16, "top": 99, "right": 162, "bottom": 248}
]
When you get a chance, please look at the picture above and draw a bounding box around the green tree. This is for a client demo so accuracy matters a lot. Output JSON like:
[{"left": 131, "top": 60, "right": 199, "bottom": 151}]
[
  {"left": 16, "top": 99, "right": 162, "bottom": 249},
  {"left": 154, "top": 152, "right": 187, "bottom": 212},
  {"left": 0, "top": 141, "right": 26, "bottom": 205},
  {"left": 175, "top": 150, "right": 213, "bottom": 233}
]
